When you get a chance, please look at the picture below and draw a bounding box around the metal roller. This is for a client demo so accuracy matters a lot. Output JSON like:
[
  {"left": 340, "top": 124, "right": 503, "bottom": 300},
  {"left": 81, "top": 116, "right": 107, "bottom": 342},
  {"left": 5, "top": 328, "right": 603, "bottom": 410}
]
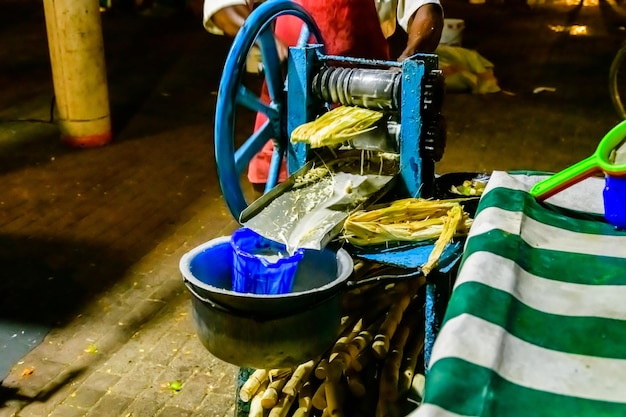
[{"left": 312, "top": 67, "right": 401, "bottom": 110}]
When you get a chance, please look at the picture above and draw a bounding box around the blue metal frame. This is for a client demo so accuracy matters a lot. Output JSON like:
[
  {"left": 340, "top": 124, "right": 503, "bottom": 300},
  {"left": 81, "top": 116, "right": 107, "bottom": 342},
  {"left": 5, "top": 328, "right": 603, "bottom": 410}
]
[
  {"left": 287, "top": 46, "right": 437, "bottom": 198},
  {"left": 214, "top": 0, "right": 322, "bottom": 220}
]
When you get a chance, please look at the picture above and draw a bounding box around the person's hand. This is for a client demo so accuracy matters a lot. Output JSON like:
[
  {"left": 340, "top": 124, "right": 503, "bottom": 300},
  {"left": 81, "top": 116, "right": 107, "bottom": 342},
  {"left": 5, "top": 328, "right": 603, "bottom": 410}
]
[
  {"left": 398, "top": 4, "right": 443, "bottom": 61},
  {"left": 212, "top": 5, "right": 252, "bottom": 37}
]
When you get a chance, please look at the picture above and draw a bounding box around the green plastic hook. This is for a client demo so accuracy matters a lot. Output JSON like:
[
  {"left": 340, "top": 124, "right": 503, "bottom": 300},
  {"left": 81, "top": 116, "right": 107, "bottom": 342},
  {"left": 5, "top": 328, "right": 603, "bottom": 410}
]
[{"left": 530, "top": 120, "right": 626, "bottom": 201}]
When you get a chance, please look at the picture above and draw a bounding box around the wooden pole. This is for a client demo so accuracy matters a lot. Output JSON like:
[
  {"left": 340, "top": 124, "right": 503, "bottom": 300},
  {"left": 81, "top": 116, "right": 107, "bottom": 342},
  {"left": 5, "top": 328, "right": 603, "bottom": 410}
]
[{"left": 43, "top": 0, "right": 112, "bottom": 148}]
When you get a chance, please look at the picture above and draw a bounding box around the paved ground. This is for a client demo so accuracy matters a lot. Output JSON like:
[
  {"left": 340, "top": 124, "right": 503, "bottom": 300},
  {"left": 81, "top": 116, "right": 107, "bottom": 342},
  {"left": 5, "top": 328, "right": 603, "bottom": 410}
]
[{"left": 0, "top": 0, "right": 624, "bottom": 415}]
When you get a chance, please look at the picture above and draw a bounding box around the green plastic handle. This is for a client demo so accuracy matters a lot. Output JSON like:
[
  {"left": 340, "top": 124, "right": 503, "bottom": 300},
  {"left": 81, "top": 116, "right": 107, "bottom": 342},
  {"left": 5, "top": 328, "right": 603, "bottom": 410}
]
[
  {"left": 530, "top": 155, "right": 600, "bottom": 201},
  {"left": 530, "top": 119, "right": 626, "bottom": 201}
]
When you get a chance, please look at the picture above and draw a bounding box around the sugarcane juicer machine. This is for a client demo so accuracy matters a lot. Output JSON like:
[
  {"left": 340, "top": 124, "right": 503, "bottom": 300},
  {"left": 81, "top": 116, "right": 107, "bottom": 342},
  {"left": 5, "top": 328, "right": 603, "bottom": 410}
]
[
  {"left": 212, "top": 0, "right": 452, "bottom": 371},
  {"left": 214, "top": 0, "right": 446, "bottom": 223}
]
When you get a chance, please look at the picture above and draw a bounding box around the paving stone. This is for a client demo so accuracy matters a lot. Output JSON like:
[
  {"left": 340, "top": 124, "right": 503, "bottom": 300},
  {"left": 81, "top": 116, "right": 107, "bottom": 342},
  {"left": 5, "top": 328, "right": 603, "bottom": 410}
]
[
  {"left": 119, "top": 392, "right": 168, "bottom": 417},
  {"left": 0, "top": 400, "right": 21, "bottom": 417},
  {"left": 154, "top": 405, "right": 195, "bottom": 417},
  {"left": 83, "top": 392, "right": 133, "bottom": 417},
  {"left": 47, "top": 404, "right": 87, "bottom": 417},
  {"left": 62, "top": 385, "right": 107, "bottom": 409},
  {"left": 108, "top": 361, "right": 166, "bottom": 396},
  {"left": 165, "top": 369, "right": 212, "bottom": 411},
  {"left": 195, "top": 392, "right": 237, "bottom": 417}
]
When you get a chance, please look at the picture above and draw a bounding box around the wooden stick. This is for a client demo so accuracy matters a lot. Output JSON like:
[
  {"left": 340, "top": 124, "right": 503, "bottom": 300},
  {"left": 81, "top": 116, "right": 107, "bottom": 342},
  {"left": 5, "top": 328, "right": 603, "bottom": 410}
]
[{"left": 240, "top": 369, "right": 269, "bottom": 402}]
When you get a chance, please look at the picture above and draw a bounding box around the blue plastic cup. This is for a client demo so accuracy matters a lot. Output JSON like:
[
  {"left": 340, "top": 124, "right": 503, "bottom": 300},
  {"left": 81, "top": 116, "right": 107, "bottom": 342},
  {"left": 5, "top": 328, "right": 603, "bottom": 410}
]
[
  {"left": 230, "top": 228, "right": 305, "bottom": 295},
  {"left": 604, "top": 175, "right": 626, "bottom": 229}
]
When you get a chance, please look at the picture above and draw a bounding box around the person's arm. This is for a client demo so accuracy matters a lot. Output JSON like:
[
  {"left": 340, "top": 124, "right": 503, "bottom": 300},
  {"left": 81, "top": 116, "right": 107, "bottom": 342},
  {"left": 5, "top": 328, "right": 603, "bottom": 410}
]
[
  {"left": 211, "top": 4, "right": 252, "bottom": 37},
  {"left": 398, "top": 3, "right": 443, "bottom": 60}
]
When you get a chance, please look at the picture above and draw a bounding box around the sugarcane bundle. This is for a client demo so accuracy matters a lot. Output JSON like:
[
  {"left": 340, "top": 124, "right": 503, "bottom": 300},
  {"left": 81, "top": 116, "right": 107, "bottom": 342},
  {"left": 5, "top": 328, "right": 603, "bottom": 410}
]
[
  {"left": 290, "top": 106, "right": 384, "bottom": 149},
  {"left": 343, "top": 198, "right": 472, "bottom": 276},
  {"left": 343, "top": 198, "right": 473, "bottom": 247},
  {"left": 239, "top": 275, "right": 427, "bottom": 417}
]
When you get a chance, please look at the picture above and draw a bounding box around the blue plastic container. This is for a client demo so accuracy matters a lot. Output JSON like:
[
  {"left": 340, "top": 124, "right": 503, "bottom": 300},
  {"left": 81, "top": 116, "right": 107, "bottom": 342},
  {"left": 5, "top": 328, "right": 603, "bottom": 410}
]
[
  {"left": 230, "top": 228, "right": 305, "bottom": 295},
  {"left": 604, "top": 175, "right": 626, "bottom": 229}
]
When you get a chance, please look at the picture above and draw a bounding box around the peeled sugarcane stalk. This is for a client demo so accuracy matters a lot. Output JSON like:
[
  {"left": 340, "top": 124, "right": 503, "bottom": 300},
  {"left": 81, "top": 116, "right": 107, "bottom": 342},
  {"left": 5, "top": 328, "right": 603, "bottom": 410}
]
[
  {"left": 333, "top": 319, "right": 363, "bottom": 358},
  {"left": 378, "top": 324, "right": 411, "bottom": 402},
  {"left": 240, "top": 369, "right": 270, "bottom": 402},
  {"left": 347, "top": 317, "right": 384, "bottom": 361},
  {"left": 352, "top": 347, "right": 374, "bottom": 373},
  {"left": 283, "top": 359, "right": 317, "bottom": 396},
  {"left": 398, "top": 319, "right": 425, "bottom": 397},
  {"left": 292, "top": 380, "right": 315, "bottom": 417},
  {"left": 249, "top": 381, "right": 268, "bottom": 417},
  {"left": 317, "top": 317, "right": 360, "bottom": 379},
  {"left": 315, "top": 358, "right": 330, "bottom": 380},
  {"left": 269, "top": 394, "right": 296, "bottom": 417},
  {"left": 372, "top": 293, "right": 413, "bottom": 359},
  {"left": 325, "top": 362, "right": 346, "bottom": 417},
  {"left": 312, "top": 381, "right": 327, "bottom": 410},
  {"left": 371, "top": 275, "right": 424, "bottom": 359},
  {"left": 412, "top": 374, "right": 426, "bottom": 401},
  {"left": 375, "top": 398, "right": 401, "bottom": 417},
  {"left": 262, "top": 372, "right": 292, "bottom": 409},
  {"left": 345, "top": 367, "right": 366, "bottom": 397},
  {"left": 377, "top": 300, "right": 423, "bottom": 416}
]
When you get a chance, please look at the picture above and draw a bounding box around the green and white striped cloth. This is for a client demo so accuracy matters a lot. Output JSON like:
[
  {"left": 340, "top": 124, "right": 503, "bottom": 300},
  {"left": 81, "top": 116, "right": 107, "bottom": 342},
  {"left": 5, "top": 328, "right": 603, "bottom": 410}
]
[{"left": 414, "top": 171, "right": 626, "bottom": 417}]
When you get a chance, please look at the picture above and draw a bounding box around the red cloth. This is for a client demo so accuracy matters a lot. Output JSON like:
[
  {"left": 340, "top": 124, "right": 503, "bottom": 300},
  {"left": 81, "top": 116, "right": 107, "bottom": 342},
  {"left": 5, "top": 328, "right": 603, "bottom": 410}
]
[{"left": 247, "top": 0, "right": 389, "bottom": 184}]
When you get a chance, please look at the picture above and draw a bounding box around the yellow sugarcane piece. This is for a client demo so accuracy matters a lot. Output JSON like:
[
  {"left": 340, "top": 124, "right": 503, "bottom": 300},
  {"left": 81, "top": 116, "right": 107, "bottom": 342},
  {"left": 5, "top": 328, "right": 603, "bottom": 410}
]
[
  {"left": 290, "top": 106, "right": 384, "bottom": 148},
  {"left": 372, "top": 292, "right": 413, "bottom": 359},
  {"left": 422, "top": 204, "right": 463, "bottom": 276},
  {"left": 249, "top": 381, "right": 268, "bottom": 417},
  {"left": 345, "top": 367, "right": 366, "bottom": 397},
  {"left": 325, "top": 365, "right": 345, "bottom": 417},
  {"left": 352, "top": 347, "right": 374, "bottom": 373},
  {"left": 269, "top": 393, "right": 296, "bottom": 417},
  {"left": 240, "top": 369, "right": 269, "bottom": 402},
  {"left": 332, "top": 319, "right": 363, "bottom": 355},
  {"left": 398, "top": 321, "right": 425, "bottom": 396},
  {"left": 261, "top": 374, "right": 291, "bottom": 409},
  {"left": 315, "top": 358, "right": 330, "bottom": 380},
  {"left": 346, "top": 318, "right": 380, "bottom": 360},
  {"left": 293, "top": 380, "right": 315, "bottom": 417},
  {"left": 283, "top": 359, "right": 316, "bottom": 396},
  {"left": 379, "top": 325, "right": 410, "bottom": 401},
  {"left": 312, "top": 382, "right": 327, "bottom": 410}
]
